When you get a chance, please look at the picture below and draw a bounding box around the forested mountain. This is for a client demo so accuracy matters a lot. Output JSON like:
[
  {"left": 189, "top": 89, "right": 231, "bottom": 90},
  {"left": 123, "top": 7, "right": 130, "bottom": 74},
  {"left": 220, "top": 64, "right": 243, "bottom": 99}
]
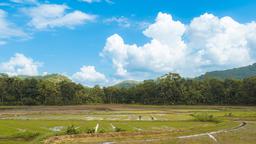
[
  {"left": 198, "top": 63, "right": 256, "bottom": 80},
  {"left": 113, "top": 80, "right": 140, "bottom": 89}
]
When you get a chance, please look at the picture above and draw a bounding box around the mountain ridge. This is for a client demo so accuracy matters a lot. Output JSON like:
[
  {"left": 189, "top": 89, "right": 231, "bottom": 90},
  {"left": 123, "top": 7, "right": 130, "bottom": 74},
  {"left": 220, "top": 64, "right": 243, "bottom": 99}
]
[
  {"left": 112, "top": 80, "right": 140, "bottom": 88},
  {"left": 197, "top": 63, "right": 256, "bottom": 80}
]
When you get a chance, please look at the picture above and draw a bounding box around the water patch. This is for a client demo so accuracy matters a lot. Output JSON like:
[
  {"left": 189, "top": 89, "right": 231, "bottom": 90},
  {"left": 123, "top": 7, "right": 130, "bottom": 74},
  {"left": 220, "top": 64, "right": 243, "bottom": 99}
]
[
  {"left": 101, "top": 142, "right": 115, "bottom": 144},
  {"left": 134, "top": 127, "right": 143, "bottom": 131},
  {"left": 49, "top": 126, "right": 64, "bottom": 132}
]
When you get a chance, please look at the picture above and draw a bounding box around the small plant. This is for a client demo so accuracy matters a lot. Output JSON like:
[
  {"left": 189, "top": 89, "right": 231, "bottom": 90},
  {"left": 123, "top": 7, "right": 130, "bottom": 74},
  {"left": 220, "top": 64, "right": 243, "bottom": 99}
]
[
  {"left": 98, "top": 128, "right": 106, "bottom": 133},
  {"left": 115, "top": 127, "right": 125, "bottom": 132},
  {"left": 86, "top": 128, "right": 95, "bottom": 134},
  {"left": 190, "top": 113, "right": 220, "bottom": 123},
  {"left": 65, "top": 125, "right": 79, "bottom": 135}
]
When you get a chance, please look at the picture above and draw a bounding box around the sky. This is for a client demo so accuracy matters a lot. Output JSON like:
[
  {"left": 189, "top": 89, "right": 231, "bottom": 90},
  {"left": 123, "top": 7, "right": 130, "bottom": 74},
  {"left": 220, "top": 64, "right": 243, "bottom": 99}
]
[{"left": 0, "top": 0, "right": 256, "bottom": 86}]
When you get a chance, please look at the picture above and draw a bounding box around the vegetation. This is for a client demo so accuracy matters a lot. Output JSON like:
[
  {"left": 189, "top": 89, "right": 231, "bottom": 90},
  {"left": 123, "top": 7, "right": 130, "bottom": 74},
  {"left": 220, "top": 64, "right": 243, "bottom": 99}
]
[
  {"left": 13, "top": 131, "right": 40, "bottom": 141},
  {"left": 0, "top": 73, "right": 103, "bottom": 105},
  {"left": 65, "top": 125, "right": 79, "bottom": 135},
  {"left": 0, "top": 105, "right": 254, "bottom": 144},
  {"left": 191, "top": 113, "right": 220, "bottom": 123},
  {"left": 198, "top": 63, "right": 256, "bottom": 80},
  {"left": 0, "top": 72, "right": 256, "bottom": 106},
  {"left": 113, "top": 80, "right": 140, "bottom": 89},
  {"left": 114, "top": 127, "right": 126, "bottom": 132},
  {"left": 86, "top": 128, "right": 95, "bottom": 134},
  {"left": 103, "top": 73, "right": 256, "bottom": 105}
]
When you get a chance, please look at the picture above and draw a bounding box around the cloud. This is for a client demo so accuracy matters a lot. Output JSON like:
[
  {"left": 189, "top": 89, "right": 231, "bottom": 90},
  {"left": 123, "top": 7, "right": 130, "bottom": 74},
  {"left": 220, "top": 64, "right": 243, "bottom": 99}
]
[
  {"left": 10, "top": 0, "right": 37, "bottom": 4},
  {"left": 186, "top": 13, "right": 253, "bottom": 69},
  {"left": 101, "top": 12, "right": 256, "bottom": 78},
  {"left": 72, "top": 66, "right": 107, "bottom": 86},
  {"left": 101, "top": 12, "right": 187, "bottom": 77},
  {"left": 104, "top": 16, "right": 150, "bottom": 29},
  {"left": 23, "top": 4, "right": 96, "bottom": 30},
  {"left": 80, "top": 0, "right": 101, "bottom": 3},
  {"left": 104, "top": 16, "right": 131, "bottom": 28},
  {"left": 0, "top": 9, "right": 28, "bottom": 45},
  {"left": 0, "top": 53, "right": 41, "bottom": 76},
  {"left": 80, "top": 0, "right": 114, "bottom": 4}
]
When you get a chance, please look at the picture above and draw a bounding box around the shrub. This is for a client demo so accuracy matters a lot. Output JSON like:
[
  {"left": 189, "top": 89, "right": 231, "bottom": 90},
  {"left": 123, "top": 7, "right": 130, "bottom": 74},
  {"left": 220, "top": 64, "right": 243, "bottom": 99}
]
[
  {"left": 65, "top": 125, "right": 79, "bottom": 135},
  {"left": 190, "top": 113, "right": 220, "bottom": 123},
  {"left": 115, "top": 127, "right": 125, "bottom": 132},
  {"left": 98, "top": 128, "right": 106, "bottom": 133},
  {"left": 86, "top": 128, "right": 95, "bottom": 134}
]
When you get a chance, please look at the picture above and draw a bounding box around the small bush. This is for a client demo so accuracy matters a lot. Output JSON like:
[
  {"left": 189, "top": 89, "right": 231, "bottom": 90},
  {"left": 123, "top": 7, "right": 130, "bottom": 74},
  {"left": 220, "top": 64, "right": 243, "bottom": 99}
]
[
  {"left": 65, "top": 125, "right": 79, "bottom": 135},
  {"left": 98, "top": 128, "right": 106, "bottom": 133},
  {"left": 115, "top": 127, "right": 125, "bottom": 132},
  {"left": 86, "top": 128, "right": 95, "bottom": 134},
  {"left": 190, "top": 113, "right": 220, "bottom": 123}
]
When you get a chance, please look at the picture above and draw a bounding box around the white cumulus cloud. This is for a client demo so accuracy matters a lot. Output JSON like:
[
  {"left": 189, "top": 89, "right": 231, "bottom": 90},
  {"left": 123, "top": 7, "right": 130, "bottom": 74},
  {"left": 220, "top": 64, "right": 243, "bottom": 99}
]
[
  {"left": 23, "top": 4, "right": 96, "bottom": 30},
  {"left": 101, "top": 12, "right": 256, "bottom": 78},
  {"left": 0, "top": 53, "right": 41, "bottom": 76},
  {"left": 72, "top": 66, "right": 107, "bottom": 86},
  {"left": 186, "top": 13, "right": 253, "bottom": 70},
  {"left": 101, "top": 12, "right": 187, "bottom": 78},
  {"left": 0, "top": 9, "right": 28, "bottom": 45}
]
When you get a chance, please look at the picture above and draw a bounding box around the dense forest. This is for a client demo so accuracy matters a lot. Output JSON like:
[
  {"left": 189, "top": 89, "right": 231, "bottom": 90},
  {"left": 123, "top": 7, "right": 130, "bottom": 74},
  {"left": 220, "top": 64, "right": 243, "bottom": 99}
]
[
  {"left": 0, "top": 73, "right": 255, "bottom": 105},
  {"left": 0, "top": 74, "right": 104, "bottom": 105}
]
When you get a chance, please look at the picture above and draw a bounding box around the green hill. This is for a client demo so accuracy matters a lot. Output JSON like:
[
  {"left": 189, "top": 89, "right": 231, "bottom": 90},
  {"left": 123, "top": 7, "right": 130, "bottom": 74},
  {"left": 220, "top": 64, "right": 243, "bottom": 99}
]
[
  {"left": 113, "top": 80, "right": 140, "bottom": 88},
  {"left": 14, "top": 74, "right": 71, "bottom": 83},
  {"left": 41, "top": 74, "right": 71, "bottom": 83},
  {"left": 197, "top": 63, "right": 256, "bottom": 80}
]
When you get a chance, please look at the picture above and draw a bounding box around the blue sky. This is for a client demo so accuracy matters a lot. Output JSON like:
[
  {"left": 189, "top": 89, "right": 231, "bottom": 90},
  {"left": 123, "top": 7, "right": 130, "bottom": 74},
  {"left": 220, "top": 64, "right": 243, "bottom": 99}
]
[{"left": 0, "top": 0, "right": 256, "bottom": 86}]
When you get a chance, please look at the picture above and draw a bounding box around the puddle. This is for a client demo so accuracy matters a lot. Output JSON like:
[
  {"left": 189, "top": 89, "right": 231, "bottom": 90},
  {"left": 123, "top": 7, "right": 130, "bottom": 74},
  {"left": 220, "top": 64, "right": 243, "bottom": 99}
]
[
  {"left": 101, "top": 142, "right": 115, "bottom": 144},
  {"left": 49, "top": 126, "right": 64, "bottom": 132}
]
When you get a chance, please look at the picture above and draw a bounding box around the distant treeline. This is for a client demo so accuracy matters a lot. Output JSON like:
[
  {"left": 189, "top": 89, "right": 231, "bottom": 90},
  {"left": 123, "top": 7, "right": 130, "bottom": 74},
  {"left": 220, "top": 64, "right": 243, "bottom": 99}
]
[
  {"left": 0, "top": 73, "right": 255, "bottom": 105},
  {"left": 0, "top": 74, "right": 103, "bottom": 105}
]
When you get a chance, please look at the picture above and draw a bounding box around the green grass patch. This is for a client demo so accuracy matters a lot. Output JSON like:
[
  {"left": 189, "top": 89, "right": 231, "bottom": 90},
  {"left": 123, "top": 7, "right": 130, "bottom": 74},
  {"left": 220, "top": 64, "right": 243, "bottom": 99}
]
[{"left": 190, "top": 113, "right": 221, "bottom": 123}]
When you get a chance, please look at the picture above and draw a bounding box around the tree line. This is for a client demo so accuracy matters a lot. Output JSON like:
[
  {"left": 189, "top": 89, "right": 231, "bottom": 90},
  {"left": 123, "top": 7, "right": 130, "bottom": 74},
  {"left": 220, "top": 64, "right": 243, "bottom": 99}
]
[
  {"left": 0, "top": 73, "right": 255, "bottom": 105},
  {"left": 0, "top": 74, "right": 104, "bottom": 105}
]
